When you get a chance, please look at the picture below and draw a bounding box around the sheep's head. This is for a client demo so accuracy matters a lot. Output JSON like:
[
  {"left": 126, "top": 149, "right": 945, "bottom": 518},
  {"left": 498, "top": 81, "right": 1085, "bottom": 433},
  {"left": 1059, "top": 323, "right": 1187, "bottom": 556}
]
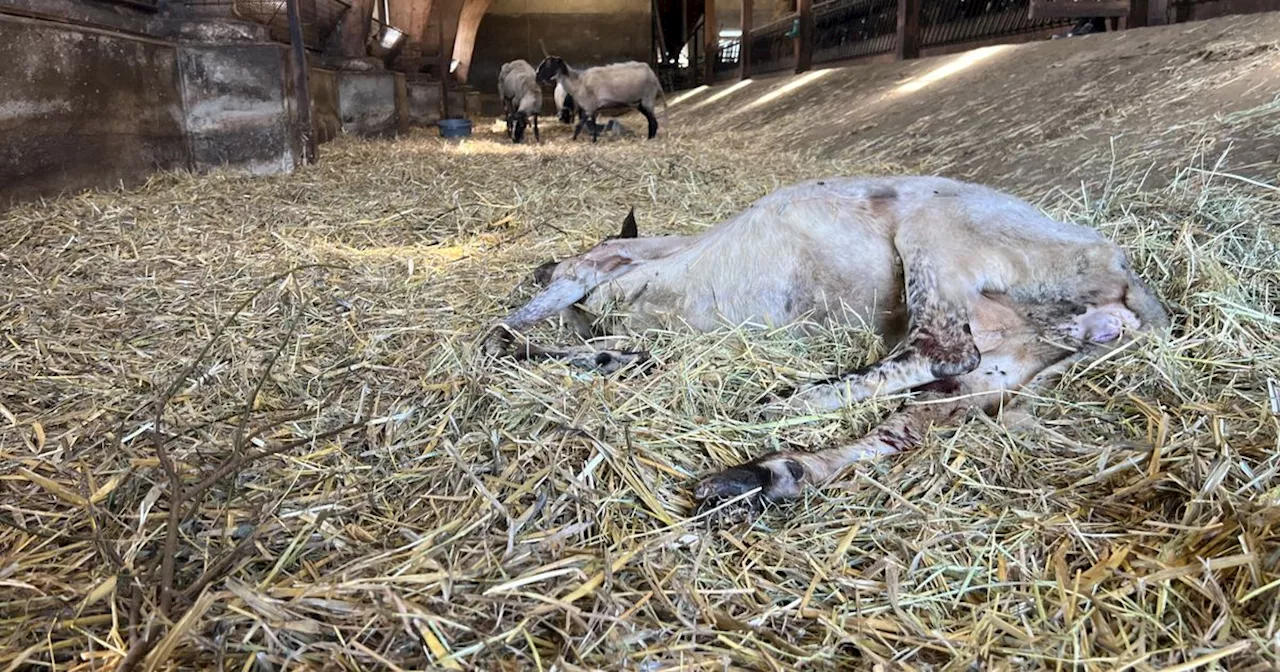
[
  {"left": 535, "top": 56, "right": 568, "bottom": 84},
  {"left": 531, "top": 209, "right": 638, "bottom": 288}
]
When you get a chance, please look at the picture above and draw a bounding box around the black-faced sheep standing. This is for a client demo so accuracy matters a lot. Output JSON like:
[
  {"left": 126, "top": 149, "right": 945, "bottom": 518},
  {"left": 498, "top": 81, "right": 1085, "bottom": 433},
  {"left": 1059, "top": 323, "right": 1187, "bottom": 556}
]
[
  {"left": 555, "top": 81, "right": 629, "bottom": 134},
  {"left": 498, "top": 59, "right": 542, "bottom": 143},
  {"left": 554, "top": 82, "right": 578, "bottom": 124},
  {"left": 535, "top": 56, "right": 667, "bottom": 142}
]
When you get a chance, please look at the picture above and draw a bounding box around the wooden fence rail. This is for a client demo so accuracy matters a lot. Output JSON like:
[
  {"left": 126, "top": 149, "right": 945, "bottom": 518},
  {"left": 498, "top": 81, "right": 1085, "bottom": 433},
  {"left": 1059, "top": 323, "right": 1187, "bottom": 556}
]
[{"left": 714, "top": 0, "right": 1216, "bottom": 81}]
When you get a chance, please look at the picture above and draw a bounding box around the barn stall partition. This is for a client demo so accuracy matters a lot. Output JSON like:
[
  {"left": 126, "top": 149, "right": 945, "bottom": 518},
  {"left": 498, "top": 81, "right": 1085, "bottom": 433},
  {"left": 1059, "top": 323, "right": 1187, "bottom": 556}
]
[
  {"left": 714, "top": 0, "right": 1272, "bottom": 79},
  {"left": 716, "top": 0, "right": 1075, "bottom": 76}
]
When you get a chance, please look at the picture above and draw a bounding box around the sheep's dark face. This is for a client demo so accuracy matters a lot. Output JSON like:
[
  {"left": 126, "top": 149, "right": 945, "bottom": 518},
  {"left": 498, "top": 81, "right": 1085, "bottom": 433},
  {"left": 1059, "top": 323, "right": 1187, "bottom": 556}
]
[{"left": 535, "top": 57, "right": 566, "bottom": 84}]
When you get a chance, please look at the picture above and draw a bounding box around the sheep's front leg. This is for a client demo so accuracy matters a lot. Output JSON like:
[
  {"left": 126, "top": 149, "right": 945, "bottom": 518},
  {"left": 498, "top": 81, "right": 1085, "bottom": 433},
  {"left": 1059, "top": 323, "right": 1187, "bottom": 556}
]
[
  {"left": 533, "top": 114, "right": 540, "bottom": 142},
  {"left": 768, "top": 259, "right": 979, "bottom": 415},
  {"left": 573, "top": 113, "right": 589, "bottom": 140},
  {"left": 511, "top": 340, "right": 651, "bottom": 374},
  {"left": 589, "top": 114, "right": 601, "bottom": 143},
  {"left": 484, "top": 276, "right": 652, "bottom": 371}
]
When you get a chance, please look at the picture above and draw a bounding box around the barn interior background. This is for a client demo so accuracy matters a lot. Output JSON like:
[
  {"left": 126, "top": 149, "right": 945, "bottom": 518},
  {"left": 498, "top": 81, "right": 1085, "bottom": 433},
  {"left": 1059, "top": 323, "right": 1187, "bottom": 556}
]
[{"left": 2, "top": 0, "right": 1274, "bottom": 206}]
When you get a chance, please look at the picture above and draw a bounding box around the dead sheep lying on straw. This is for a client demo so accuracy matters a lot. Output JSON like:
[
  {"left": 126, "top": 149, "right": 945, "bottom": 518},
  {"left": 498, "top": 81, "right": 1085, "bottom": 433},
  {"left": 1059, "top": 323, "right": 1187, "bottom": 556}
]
[
  {"left": 485, "top": 175, "right": 1168, "bottom": 517},
  {"left": 498, "top": 59, "right": 542, "bottom": 143},
  {"left": 535, "top": 56, "right": 667, "bottom": 141}
]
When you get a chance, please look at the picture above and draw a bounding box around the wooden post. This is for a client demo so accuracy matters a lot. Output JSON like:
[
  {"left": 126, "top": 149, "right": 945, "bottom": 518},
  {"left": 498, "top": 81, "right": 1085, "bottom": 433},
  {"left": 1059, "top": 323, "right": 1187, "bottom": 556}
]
[
  {"left": 692, "top": 22, "right": 700, "bottom": 84},
  {"left": 739, "top": 0, "right": 752, "bottom": 80},
  {"left": 795, "top": 0, "right": 813, "bottom": 73},
  {"left": 703, "top": 0, "right": 717, "bottom": 82},
  {"left": 895, "top": 0, "right": 919, "bottom": 60},
  {"left": 652, "top": 0, "right": 669, "bottom": 64},
  {"left": 1147, "top": 0, "right": 1168, "bottom": 24},
  {"left": 1130, "top": 0, "right": 1166, "bottom": 25},
  {"left": 1128, "top": 0, "right": 1149, "bottom": 26},
  {"left": 285, "top": 0, "right": 316, "bottom": 164},
  {"left": 681, "top": 0, "right": 689, "bottom": 69},
  {"left": 437, "top": 20, "right": 450, "bottom": 119}
]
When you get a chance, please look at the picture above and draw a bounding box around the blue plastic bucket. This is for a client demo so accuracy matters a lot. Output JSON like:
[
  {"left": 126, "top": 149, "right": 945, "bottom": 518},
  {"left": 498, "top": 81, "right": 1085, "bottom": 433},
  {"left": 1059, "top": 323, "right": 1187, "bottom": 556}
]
[{"left": 438, "top": 118, "right": 472, "bottom": 138}]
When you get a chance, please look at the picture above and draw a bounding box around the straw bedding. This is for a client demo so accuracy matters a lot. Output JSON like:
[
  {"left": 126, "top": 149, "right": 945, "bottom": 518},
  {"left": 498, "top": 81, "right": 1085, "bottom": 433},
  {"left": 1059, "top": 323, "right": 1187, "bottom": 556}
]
[{"left": 1, "top": 126, "right": 1278, "bottom": 670}]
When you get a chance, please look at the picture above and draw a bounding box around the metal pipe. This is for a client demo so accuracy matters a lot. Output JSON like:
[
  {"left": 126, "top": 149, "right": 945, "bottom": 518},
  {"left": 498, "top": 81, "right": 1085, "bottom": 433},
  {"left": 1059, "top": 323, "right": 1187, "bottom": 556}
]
[{"left": 286, "top": 0, "right": 317, "bottom": 164}]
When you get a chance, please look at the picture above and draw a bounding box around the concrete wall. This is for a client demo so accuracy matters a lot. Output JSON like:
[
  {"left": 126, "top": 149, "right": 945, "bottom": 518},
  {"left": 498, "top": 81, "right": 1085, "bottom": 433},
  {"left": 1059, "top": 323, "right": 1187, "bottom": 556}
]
[
  {"left": 180, "top": 44, "right": 297, "bottom": 175},
  {"left": 0, "top": 14, "right": 188, "bottom": 205},
  {"left": 407, "top": 80, "right": 438, "bottom": 125},
  {"left": 468, "top": 0, "right": 653, "bottom": 93},
  {"left": 0, "top": 8, "right": 304, "bottom": 207},
  {"left": 337, "top": 71, "right": 411, "bottom": 136},
  {"left": 0, "top": 5, "right": 437, "bottom": 208}
]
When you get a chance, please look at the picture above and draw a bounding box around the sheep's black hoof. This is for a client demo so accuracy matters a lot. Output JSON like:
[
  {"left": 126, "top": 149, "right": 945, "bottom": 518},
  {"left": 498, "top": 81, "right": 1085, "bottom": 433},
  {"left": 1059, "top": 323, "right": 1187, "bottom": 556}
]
[
  {"left": 694, "top": 491, "right": 766, "bottom": 526},
  {"left": 692, "top": 454, "right": 808, "bottom": 519},
  {"left": 580, "top": 349, "right": 652, "bottom": 375},
  {"left": 694, "top": 463, "right": 772, "bottom": 502},
  {"left": 754, "top": 384, "right": 797, "bottom": 406}
]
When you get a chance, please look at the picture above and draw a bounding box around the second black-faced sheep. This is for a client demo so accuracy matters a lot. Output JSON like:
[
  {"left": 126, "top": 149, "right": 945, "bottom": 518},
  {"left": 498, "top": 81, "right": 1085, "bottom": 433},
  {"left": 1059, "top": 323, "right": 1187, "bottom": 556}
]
[
  {"left": 554, "top": 82, "right": 578, "bottom": 124},
  {"left": 498, "top": 59, "right": 542, "bottom": 143},
  {"left": 535, "top": 57, "right": 667, "bottom": 142}
]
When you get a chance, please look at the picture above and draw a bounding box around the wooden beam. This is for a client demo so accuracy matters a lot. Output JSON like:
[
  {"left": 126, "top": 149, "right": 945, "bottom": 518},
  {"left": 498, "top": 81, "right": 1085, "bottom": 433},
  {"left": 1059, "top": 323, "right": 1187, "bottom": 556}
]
[
  {"left": 1028, "top": 0, "right": 1129, "bottom": 18},
  {"left": 795, "top": 0, "right": 813, "bottom": 73},
  {"left": 740, "top": 0, "right": 752, "bottom": 80},
  {"left": 681, "top": 0, "right": 689, "bottom": 66},
  {"left": 1146, "top": 0, "right": 1168, "bottom": 24},
  {"left": 388, "top": 0, "right": 435, "bottom": 70},
  {"left": 704, "top": 0, "right": 717, "bottom": 82},
  {"left": 1127, "top": 0, "right": 1149, "bottom": 25},
  {"left": 896, "top": 0, "right": 919, "bottom": 60},
  {"left": 438, "top": 20, "right": 450, "bottom": 119},
  {"left": 338, "top": 0, "right": 377, "bottom": 59}
]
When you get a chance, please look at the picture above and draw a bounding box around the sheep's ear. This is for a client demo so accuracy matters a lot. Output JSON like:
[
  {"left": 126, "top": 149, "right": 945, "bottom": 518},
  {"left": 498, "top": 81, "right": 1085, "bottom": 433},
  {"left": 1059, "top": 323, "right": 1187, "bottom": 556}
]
[{"left": 619, "top": 208, "right": 638, "bottom": 239}]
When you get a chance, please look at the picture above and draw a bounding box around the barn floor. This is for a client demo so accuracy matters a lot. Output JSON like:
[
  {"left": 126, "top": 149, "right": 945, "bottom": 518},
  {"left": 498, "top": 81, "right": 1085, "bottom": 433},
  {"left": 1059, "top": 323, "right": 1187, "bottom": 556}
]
[{"left": 3, "top": 14, "right": 1280, "bottom": 671}]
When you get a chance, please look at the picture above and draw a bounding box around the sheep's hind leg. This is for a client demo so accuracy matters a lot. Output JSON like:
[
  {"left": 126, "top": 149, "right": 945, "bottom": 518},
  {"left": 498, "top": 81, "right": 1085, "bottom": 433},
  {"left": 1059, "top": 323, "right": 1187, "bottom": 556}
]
[
  {"left": 696, "top": 309, "right": 1090, "bottom": 520},
  {"left": 514, "top": 113, "right": 529, "bottom": 143},
  {"left": 695, "top": 381, "right": 967, "bottom": 518},
  {"left": 768, "top": 258, "right": 980, "bottom": 415},
  {"left": 639, "top": 105, "right": 658, "bottom": 139},
  {"left": 533, "top": 115, "right": 540, "bottom": 142}
]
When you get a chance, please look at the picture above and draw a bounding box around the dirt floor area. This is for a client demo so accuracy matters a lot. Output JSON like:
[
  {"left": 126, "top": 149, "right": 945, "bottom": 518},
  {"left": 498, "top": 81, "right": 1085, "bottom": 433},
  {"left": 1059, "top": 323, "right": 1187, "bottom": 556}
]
[{"left": 2, "top": 12, "right": 1279, "bottom": 671}]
